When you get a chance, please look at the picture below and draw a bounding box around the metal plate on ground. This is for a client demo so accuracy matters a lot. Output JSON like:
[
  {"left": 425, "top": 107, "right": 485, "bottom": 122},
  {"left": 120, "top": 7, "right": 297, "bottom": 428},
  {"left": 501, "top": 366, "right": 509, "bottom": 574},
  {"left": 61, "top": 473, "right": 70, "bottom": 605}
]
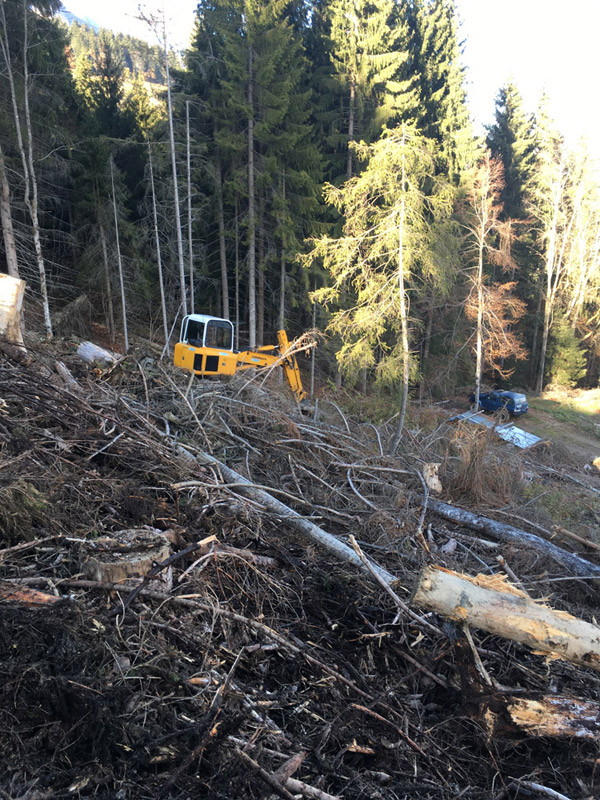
[{"left": 450, "top": 411, "right": 545, "bottom": 449}]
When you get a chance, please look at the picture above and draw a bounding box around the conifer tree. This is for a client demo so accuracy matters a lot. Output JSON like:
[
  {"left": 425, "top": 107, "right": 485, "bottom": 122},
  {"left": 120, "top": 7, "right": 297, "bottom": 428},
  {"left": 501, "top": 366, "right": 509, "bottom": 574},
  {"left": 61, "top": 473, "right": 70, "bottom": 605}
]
[
  {"left": 304, "top": 124, "right": 453, "bottom": 450},
  {"left": 409, "top": 0, "right": 471, "bottom": 183}
]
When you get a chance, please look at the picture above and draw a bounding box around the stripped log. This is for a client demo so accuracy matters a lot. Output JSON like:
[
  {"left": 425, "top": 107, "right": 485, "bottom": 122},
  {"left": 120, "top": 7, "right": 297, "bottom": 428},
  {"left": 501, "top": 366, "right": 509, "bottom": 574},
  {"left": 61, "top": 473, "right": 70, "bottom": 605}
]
[
  {"left": 77, "top": 341, "right": 118, "bottom": 367},
  {"left": 412, "top": 565, "right": 600, "bottom": 671},
  {"left": 428, "top": 499, "right": 600, "bottom": 580},
  {"left": 506, "top": 695, "right": 600, "bottom": 739}
]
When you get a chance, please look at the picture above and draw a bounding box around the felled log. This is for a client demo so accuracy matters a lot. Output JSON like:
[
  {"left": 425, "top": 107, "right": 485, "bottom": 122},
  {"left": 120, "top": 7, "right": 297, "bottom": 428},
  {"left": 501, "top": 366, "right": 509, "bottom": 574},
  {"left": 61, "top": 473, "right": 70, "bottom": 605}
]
[
  {"left": 412, "top": 565, "right": 600, "bottom": 671},
  {"left": 174, "top": 445, "right": 397, "bottom": 587},
  {"left": 506, "top": 695, "right": 600, "bottom": 739},
  {"left": 0, "top": 581, "right": 64, "bottom": 607},
  {"left": 0, "top": 273, "right": 25, "bottom": 349},
  {"left": 428, "top": 498, "right": 600, "bottom": 580},
  {"left": 77, "top": 340, "right": 118, "bottom": 367},
  {"left": 81, "top": 528, "right": 172, "bottom": 589}
]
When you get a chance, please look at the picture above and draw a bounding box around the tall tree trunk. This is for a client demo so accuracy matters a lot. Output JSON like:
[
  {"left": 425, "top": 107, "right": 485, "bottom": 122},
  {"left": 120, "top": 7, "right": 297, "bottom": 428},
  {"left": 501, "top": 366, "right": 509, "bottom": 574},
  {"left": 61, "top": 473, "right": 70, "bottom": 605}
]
[
  {"left": 0, "top": 142, "right": 18, "bottom": 278},
  {"left": 310, "top": 287, "right": 316, "bottom": 400},
  {"left": 21, "top": 0, "right": 51, "bottom": 339},
  {"left": 0, "top": 1, "right": 52, "bottom": 336},
  {"left": 529, "top": 285, "right": 542, "bottom": 385},
  {"left": 163, "top": 23, "right": 187, "bottom": 317},
  {"left": 110, "top": 158, "right": 128, "bottom": 353},
  {"left": 148, "top": 140, "right": 169, "bottom": 347},
  {"left": 346, "top": 76, "right": 356, "bottom": 181},
  {"left": 235, "top": 193, "right": 240, "bottom": 349},
  {"left": 186, "top": 100, "right": 194, "bottom": 314},
  {"left": 98, "top": 220, "right": 116, "bottom": 346},
  {"left": 474, "top": 236, "right": 484, "bottom": 408},
  {"left": 278, "top": 174, "right": 286, "bottom": 331},
  {"left": 216, "top": 156, "right": 229, "bottom": 319},
  {"left": 390, "top": 136, "right": 409, "bottom": 454},
  {"left": 247, "top": 42, "right": 257, "bottom": 347},
  {"left": 257, "top": 195, "right": 265, "bottom": 345}
]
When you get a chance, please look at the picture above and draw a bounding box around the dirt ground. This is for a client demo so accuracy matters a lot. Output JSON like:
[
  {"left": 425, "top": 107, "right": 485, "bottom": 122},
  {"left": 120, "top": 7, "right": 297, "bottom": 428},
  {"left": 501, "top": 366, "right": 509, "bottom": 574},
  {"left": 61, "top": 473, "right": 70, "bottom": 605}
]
[{"left": 1, "top": 338, "right": 600, "bottom": 799}]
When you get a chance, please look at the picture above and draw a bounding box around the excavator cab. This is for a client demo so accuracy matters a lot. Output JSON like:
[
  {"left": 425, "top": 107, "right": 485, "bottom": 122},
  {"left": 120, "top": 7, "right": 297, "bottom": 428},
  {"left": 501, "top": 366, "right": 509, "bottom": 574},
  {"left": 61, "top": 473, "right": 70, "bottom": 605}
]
[{"left": 173, "top": 314, "right": 308, "bottom": 402}]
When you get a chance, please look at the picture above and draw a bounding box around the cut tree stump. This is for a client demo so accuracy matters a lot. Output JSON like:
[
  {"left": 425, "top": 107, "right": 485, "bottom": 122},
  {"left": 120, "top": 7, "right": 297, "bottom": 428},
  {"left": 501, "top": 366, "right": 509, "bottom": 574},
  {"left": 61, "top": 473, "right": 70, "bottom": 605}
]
[
  {"left": 81, "top": 528, "right": 172, "bottom": 589},
  {"left": 0, "top": 273, "right": 25, "bottom": 349},
  {"left": 412, "top": 565, "right": 600, "bottom": 672}
]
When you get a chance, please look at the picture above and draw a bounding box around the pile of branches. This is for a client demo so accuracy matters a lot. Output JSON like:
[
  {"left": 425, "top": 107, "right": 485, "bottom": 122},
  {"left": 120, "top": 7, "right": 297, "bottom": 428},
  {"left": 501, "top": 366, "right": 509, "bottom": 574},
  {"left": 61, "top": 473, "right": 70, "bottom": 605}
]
[{"left": 0, "top": 346, "right": 599, "bottom": 800}]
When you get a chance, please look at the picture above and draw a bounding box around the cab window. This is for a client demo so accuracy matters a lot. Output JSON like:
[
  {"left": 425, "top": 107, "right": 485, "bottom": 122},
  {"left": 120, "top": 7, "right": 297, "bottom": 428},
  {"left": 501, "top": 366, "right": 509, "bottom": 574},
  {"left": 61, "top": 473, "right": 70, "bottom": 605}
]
[
  {"left": 205, "top": 320, "right": 233, "bottom": 350},
  {"left": 185, "top": 319, "right": 205, "bottom": 346}
]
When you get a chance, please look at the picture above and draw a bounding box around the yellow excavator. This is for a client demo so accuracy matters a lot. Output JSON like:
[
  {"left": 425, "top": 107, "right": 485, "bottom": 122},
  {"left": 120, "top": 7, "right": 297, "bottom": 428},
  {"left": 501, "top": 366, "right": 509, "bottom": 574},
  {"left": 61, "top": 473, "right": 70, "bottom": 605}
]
[{"left": 173, "top": 314, "right": 307, "bottom": 402}]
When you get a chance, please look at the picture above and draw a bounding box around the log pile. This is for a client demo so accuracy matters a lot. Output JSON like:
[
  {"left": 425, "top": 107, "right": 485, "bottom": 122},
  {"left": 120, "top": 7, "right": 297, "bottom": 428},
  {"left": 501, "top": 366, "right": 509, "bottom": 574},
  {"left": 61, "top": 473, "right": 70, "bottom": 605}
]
[{"left": 0, "top": 344, "right": 599, "bottom": 799}]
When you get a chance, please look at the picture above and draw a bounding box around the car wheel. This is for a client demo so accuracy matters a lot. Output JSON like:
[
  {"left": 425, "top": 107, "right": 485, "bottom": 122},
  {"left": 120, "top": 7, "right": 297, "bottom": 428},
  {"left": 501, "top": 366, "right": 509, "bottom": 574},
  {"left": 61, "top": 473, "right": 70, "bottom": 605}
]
[{"left": 496, "top": 408, "right": 510, "bottom": 424}]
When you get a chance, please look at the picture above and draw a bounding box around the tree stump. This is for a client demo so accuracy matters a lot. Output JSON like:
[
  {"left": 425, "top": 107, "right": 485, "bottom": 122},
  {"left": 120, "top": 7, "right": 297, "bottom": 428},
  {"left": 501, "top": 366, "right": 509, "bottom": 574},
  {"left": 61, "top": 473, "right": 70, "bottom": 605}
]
[
  {"left": 81, "top": 528, "right": 172, "bottom": 590},
  {"left": 0, "top": 274, "right": 25, "bottom": 349},
  {"left": 77, "top": 341, "right": 118, "bottom": 367}
]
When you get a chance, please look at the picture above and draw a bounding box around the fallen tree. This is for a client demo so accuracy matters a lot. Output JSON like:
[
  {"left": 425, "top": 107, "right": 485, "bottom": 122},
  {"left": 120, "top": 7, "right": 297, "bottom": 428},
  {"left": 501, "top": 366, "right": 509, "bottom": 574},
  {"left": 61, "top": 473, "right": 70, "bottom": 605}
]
[
  {"left": 412, "top": 565, "right": 600, "bottom": 672},
  {"left": 428, "top": 498, "right": 600, "bottom": 579}
]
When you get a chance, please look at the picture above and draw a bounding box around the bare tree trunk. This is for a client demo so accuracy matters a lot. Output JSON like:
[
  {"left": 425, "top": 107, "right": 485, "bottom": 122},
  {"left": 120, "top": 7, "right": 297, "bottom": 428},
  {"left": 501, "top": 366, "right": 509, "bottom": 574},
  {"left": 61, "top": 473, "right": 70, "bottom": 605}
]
[
  {"left": 216, "top": 156, "right": 229, "bottom": 319},
  {"left": 0, "top": 142, "right": 19, "bottom": 278},
  {"left": 278, "top": 176, "right": 286, "bottom": 332},
  {"left": 474, "top": 236, "right": 484, "bottom": 408},
  {"left": 110, "top": 158, "right": 128, "bottom": 353},
  {"left": 346, "top": 77, "right": 355, "bottom": 181},
  {"left": 0, "top": 1, "right": 52, "bottom": 337},
  {"left": 98, "top": 221, "right": 116, "bottom": 345},
  {"left": 186, "top": 100, "right": 194, "bottom": 314},
  {"left": 21, "top": 0, "right": 51, "bottom": 339},
  {"left": 247, "top": 42, "right": 257, "bottom": 347},
  {"left": 235, "top": 194, "right": 240, "bottom": 349},
  {"left": 148, "top": 140, "right": 168, "bottom": 347},
  {"left": 391, "top": 133, "right": 409, "bottom": 454},
  {"left": 310, "top": 287, "right": 316, "bottom": 400},
  {"left": 163, "top": 23, "right": 187, "bottom": 317},
  {"left": 257, "top": 195, "right": 265, "bottom": 345}
]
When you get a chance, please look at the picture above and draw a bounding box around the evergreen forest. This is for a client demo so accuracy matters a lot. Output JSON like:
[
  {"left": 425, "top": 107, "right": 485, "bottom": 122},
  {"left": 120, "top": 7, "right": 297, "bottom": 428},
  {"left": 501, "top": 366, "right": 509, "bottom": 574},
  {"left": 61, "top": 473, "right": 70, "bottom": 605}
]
[{"left": 2, "top": 0, "right": 600, "bottom": 406}]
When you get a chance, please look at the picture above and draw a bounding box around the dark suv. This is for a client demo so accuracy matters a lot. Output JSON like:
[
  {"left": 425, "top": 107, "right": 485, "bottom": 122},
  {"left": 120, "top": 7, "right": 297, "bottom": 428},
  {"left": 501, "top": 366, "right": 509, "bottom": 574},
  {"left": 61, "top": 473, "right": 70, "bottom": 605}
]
[{"left": 469, "top": 390, "right": 528, "bottom": 420}]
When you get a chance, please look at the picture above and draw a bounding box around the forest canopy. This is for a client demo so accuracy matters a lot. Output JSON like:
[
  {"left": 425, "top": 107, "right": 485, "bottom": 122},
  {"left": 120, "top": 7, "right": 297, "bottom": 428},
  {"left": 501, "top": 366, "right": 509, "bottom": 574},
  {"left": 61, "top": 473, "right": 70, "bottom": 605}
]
[{"left": 1, "top": 0, "right": 599, "bottom": 403}]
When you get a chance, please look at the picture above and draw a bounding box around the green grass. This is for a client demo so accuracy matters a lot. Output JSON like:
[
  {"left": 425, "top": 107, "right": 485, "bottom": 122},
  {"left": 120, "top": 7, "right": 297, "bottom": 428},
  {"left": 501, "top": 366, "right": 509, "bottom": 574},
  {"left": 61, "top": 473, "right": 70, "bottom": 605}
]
[{"left": 528, "top": 395, "right": 600, "bottom": 439}]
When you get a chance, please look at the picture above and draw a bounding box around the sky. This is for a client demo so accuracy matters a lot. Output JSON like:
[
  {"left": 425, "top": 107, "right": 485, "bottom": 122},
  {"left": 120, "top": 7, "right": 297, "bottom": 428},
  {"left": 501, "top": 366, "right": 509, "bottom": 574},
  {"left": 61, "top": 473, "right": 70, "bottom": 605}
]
[{"left": 62, "top": 0, "right": 600, "bottom": 157}]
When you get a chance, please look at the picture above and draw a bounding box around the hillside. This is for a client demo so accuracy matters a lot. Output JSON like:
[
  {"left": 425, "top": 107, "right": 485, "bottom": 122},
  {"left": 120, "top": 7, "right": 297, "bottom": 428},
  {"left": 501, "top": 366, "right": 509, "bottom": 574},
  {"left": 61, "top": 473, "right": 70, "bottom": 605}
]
[{"left": 1, "top": 333, "right": 600, "bottom": 798}]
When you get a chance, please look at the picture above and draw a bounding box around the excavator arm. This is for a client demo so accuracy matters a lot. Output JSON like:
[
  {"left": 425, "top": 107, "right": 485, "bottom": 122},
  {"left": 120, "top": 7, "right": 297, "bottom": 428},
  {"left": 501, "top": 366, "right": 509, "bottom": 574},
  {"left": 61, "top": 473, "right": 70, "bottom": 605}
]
[
  {"left": 173, "top": 315, "right": 308, "bottom": 403},
  {"left": 234, "top": 329, "right": 307, "bottom": 402}
]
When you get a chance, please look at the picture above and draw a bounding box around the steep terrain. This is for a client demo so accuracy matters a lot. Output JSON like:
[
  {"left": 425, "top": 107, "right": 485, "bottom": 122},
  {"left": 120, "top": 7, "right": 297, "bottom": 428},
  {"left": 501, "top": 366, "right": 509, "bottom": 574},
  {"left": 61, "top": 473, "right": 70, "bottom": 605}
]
[{"left": 1, "top": 338, "right": 599, "bottom": 799}]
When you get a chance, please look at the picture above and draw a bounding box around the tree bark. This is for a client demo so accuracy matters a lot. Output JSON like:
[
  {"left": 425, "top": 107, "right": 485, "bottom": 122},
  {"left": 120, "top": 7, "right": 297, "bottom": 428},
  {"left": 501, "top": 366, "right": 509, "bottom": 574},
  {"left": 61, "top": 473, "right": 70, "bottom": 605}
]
[
  {"left": 428, "top": 498, "right": 600, "bottom": 579},
  {"left": 148, "top": 140, "right": 169, "bottom": 347},
  {"left": 412, "top": 565, "right": 600, "bottom": 671},
  {"left": 186, "top": 100, "right": 195, "bottom": 314},
  {"left": 247, "top": 41, "right": 257, "bottom": 347},
  {"left": 0, "top": 142, "right": 19, "bottom": 278},
  {"left": 110, "top": 158, "right": 128, "bottom": 353},
  {"left": 98, "top": 221, "right": 116, "bottom": 345},
  {"left": 163, "top": 21, "right": 187, "bottom": 317},
  {"left": 216, "top": 156, "right": 229, "bottom": 319}
]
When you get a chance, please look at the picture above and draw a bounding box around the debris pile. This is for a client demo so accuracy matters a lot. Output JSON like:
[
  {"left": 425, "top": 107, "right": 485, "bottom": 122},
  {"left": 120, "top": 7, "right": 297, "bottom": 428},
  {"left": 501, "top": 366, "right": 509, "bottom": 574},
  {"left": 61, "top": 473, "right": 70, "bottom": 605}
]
[{"left": 1, "top": 345, "right": 599, "bottom": 799}]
